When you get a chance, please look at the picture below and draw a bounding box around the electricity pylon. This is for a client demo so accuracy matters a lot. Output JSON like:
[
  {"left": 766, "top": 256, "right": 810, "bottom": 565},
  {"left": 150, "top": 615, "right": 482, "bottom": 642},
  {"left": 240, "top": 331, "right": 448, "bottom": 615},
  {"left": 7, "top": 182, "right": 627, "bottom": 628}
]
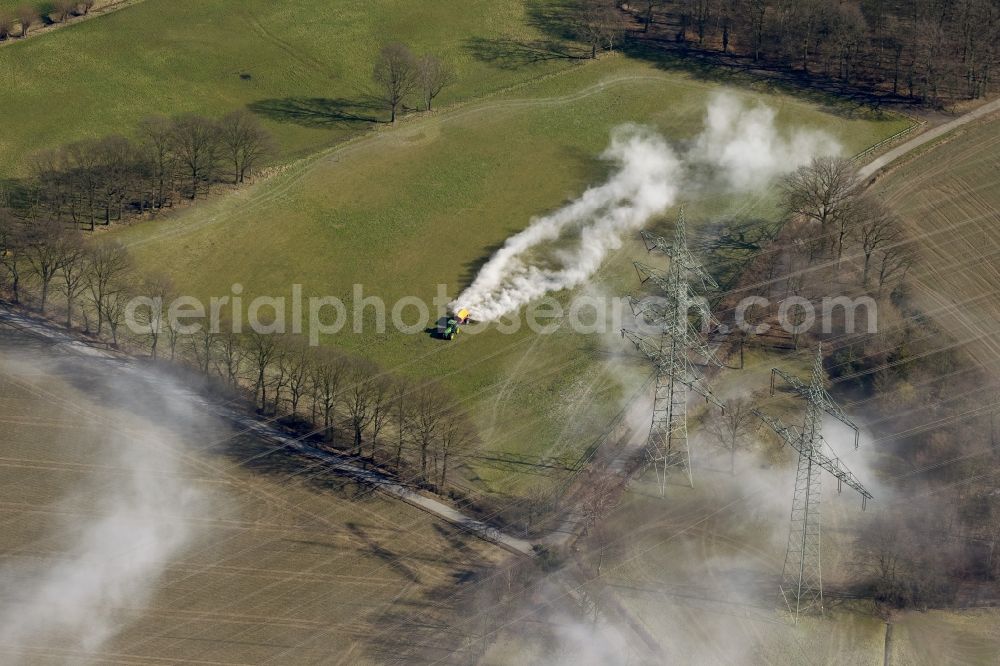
[
  {"left": 754, "top": 345, "right": 873, "bottom": 622},
  {"left": 622, "top": 210, "right": 725, "bottom": 494}
]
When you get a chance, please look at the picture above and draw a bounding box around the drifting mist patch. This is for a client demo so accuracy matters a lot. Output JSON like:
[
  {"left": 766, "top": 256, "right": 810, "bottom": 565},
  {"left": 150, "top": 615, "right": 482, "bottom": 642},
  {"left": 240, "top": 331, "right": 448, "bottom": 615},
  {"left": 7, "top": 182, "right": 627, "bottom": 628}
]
[
  {"left": 453, "top": 92, "right": 840, "bottom": 322},
  {"left": 0, "top": 362, "right": 209, "bottom": 661}
]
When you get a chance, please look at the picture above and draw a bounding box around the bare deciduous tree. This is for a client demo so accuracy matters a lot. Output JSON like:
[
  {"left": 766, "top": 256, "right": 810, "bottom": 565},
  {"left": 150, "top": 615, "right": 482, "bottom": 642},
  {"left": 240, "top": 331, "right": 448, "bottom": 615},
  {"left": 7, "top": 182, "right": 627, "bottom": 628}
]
[
  {"left": 311, "top": 347, "right": 348, "bottom": 441},
  {"left": 368, "top": 376, "right": 391, "bottom": 460},
  {"left": 53, "top": 0, "right": 75, "bottom": 22},
  {"left": 743, "top": 0, "right": 768, "bottom": 60},
  {"left": 17, "top": 5, "right": 38, "bottom": 38},
  {"left": 58, "top": 234, "right": 88, "bottom": 328},
  {"left": 416, "top": 54, "right": 455, "bottom": 111},
  {"left": 94, "top": 136, "right": 135, "bottom": 224},
  {"left": 781, "top": 156, "right": 858, "bottom": 234},
  {"left": 373, "top": 43, "right": 418, "bottom": 123},
  {"left": 640, "top": 0, "right": 665, "bottom": 32},
  {"left": 170, "top": 115, "right": 221, "bottom": 199},
  {"left": 0, "top": 211, "right": 25, "bottom": 302},
  {"left": 833, "top": 196, "right": 864, "bottom": 265},
  {"left": 343, "top": 359, "right": 377, "bottom": 455},
  {"left": 30, "top": 149, "right": 74, "bottom": 226},
  {"left": 189, "top": 325, "right": 219, "bottom": 375},
  {"left": 577, "top": 0, "right": 626, "bottom": 59},
  {"left": 855, "top": 509, "right": 961, "bottom": 609},
  {"left": 140, "top": 272, "right": 174, "bottom": 360},
  {"left": 138, "top": 116, "right": 177, "bottom": 211},
  {"left": 278, "top": 335, "right": 311, "bottom": 416},
  {"left": 22, "top": 219, "right": 69, "bottom": 313},
  {"left": 876, "top": 245, "right": 911, "bottom": 296},
  {"left": 855, "top": 200, "right": 902, "bottom": 288},
  {"left": 707, "top": 396, "right": 755, "bottom": 474},
  {"left": 85, "top": 239, "right": 131, "bottom": 335},
  {"left": 216, "top": 325, "right": 245, "bottom": 387},
  {"left": 219, "top": 110, "right": 273, "bottom": 184},
  {"left": 104, "top": 284, "right": 132, "bottom": 346},
  {"left": 392, "top": 379, "right": 411, "bottom": 469},
  {"left": 62, "top": 139, "right": 104, "bottom": 230},
  {"left": 411, "top": 382, "right": 448, "bottom": 479},
  {"left": 246, "top": 329, "right": 279, "bottom": 411},
  {"left": 436, "top": 410, "right": 477, "bottom": 490}
]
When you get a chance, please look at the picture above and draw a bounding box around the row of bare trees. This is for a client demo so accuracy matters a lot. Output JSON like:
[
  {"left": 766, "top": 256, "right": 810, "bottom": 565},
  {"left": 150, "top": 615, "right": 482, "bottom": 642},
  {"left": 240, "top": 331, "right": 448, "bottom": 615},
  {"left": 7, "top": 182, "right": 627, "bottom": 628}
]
[
  {"left": 0, "top": 212, "right": 133, "bottom": 337},
  {"left": 181, "top": 329, "right": 480, "bottom": 490},
  {"left": 372, "top": 43, "right": 456, "bottom": 122},
  {"left": 622, "top": 0, "right": 999, "bottom": 104},
  {"left": 6, "top": 111, "right": 273, "bottom": 230},
  {"left": 0, "top": 1, "right": 96, "bottom": 40},
  {"left": 0, "top": 210, "right": 478, "bottom": 491}
]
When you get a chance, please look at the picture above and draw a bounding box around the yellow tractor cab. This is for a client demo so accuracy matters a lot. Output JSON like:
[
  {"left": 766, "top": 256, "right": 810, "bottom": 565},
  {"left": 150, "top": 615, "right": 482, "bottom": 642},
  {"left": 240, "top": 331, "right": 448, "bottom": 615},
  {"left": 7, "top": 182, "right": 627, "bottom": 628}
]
[{"left": 442, "top": 308, "right": 470, "bottom": 340}]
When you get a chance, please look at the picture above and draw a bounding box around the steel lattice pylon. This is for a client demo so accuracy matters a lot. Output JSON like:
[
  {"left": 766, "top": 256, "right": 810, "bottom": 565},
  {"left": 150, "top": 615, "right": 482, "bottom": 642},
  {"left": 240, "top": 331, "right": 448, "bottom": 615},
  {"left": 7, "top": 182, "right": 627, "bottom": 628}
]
[
  {"left": 622, "top": 210, "right": 724, "bottom": 494},
  {"left": 754, "top": 345, "right": 873, "bottom": 622}
]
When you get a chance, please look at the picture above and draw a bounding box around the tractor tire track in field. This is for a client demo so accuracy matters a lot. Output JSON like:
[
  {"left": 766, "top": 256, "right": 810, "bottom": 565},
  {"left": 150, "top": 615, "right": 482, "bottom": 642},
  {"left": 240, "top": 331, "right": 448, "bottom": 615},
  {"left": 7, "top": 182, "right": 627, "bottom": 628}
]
[{"left": 241, "top": 7, "right": 333, "bottom": 81}]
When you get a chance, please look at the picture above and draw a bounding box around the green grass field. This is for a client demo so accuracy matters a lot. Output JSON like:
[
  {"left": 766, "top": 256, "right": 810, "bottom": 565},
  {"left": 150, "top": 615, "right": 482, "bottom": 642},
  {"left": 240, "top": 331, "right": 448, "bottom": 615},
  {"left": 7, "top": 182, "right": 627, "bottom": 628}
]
[
  {"left": 111, "top": 56, "right": 910, "bottom": 494},
  {"left": 0, "top": 0, "right": 582, "bottom": 177}
]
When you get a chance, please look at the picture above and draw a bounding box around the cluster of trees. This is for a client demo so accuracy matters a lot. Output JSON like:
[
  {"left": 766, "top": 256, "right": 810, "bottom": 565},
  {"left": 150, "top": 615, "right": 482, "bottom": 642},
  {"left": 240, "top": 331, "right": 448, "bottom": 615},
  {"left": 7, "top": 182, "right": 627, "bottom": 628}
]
[
  {"left": 0, "top": 211, "right": 478, "bottom": 491},
  {"left": 780, "top": 156, "right": 910, "bottom": 295},
  {"left": 0, "top": 214, "right": 133, "bottom": 336},
  {"left": 854, "top": 499, "right": 999, "bottom": 608},
  {"left": 724, "top": 156, "right": 910, "bottom": 348},
  {"left": 839, "top": 309, "right": 1000, "bottom": 607},
  {"left": 0, "top": 1, "right": 96, "bottom": 39},
  {"left": 576, "top": 0, "right": 629, "bottom": 58},
  {"left": 372, "top": 43, "right": 456, "bottom": 122},
  {"left": 6, "top": 111, "right": 273, "bottom": 230},
  {"left": 622, "top": 0, "right": 999, "bottom": 104},
  {"left": 764, "top": 160, "right": 1000, "bottom": 608}
]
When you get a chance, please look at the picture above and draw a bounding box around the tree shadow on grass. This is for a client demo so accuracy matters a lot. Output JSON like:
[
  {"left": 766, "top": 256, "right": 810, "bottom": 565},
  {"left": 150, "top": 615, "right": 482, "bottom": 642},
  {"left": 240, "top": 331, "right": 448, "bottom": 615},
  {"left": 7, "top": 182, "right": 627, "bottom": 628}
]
[
  {"left": 248, "top": 96, "right": 384, "bottom": 128},
  {"left": 511, "top": 0, "right": 912, "bottom": 117},
  {"left": 617, "top": 36, "right": 909, "bottom": 119},
  {"left": 464, "top": 0, "right": 587, "bottom": 68},
  {"left": 464, "top": 36, "right": 587, "bottom": 70},
  {"left": 525, "top": 0, "right": 579, "bottom": 42},
  {"left": 346, "top": 521, "right": 423, "bottom": 583}
]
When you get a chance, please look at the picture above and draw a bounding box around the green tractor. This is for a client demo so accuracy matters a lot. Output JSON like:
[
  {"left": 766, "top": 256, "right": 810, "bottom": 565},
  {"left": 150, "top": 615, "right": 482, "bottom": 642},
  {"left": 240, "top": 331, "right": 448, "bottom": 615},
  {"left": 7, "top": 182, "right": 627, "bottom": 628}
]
[{"left": 442, "top": 308, "right": 470, "bottom": 340}]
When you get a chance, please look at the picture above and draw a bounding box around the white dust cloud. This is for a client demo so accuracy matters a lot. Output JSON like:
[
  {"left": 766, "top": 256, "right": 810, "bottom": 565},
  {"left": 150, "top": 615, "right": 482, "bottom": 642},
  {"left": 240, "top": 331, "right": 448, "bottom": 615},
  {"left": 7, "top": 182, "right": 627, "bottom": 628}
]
[
  {"left": 691, "top": 92, "right": 842, "bottom": 192},
  {"left": 455, "top": 125, "right": 683, "bottom": 322},
  {"left": 453, "top": 92, "right": 840, "bottom": 321},
  {"left": 0, "top": 416, "right": 206, "bottom": 659}
]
